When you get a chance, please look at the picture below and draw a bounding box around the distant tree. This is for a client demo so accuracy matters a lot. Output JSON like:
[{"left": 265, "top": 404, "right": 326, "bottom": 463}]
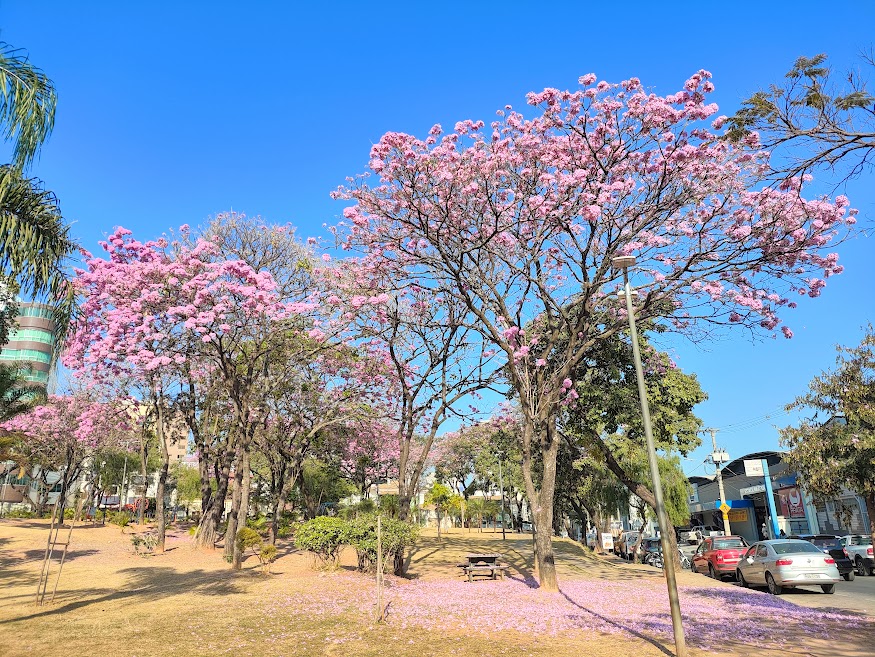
[
  {"left": 424, "top": 481, "right": 453, "bottom": 540},
  {"left": 170, "top": 462, "right": 201, "bottom": 519},
  {"left": 780, "top": 325, "right": 875, "bottom": 545},
  {"left": 726, "top": 53, "right": 875, "bottom": 181}
]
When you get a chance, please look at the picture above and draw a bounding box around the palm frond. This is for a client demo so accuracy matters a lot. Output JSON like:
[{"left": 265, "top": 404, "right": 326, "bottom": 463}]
[{"left": 0, "top": 43, "right": 56, "bottom": 170}]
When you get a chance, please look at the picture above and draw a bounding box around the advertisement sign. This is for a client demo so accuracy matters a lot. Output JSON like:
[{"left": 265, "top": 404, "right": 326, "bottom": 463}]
[
  {"left": 743, "top": 460, "right": 765, "bottom": 477},
  {"left": 778, "top": 487, "right": 806, "bottom": 519},
  {"left": 601, "top": 533, "right": 614, "bottom": 551},
  {"left": 727, "top": 509, "right": 749, "bottom": 523}
]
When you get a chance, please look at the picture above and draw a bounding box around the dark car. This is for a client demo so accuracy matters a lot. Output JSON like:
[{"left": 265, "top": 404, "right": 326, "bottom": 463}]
[
  {"left": 640, "top": 537, "right": 662, "bottom": 564},
  {"left": 789, "top": 534, "right": 855, "bottom": 581}
]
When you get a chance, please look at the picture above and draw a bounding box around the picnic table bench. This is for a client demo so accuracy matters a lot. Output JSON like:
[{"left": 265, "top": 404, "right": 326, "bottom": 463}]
[{"left": 457, "top": 553, "right": 510, "bottom": 582}]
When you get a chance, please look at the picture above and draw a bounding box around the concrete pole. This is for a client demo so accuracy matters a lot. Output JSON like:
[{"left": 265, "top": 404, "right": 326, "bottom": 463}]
[
  {"left": 498, "top": 456, "right": 506, "bottom": 541},
  {"left": 709, "top": 429, "right": 732, "bottom": 536},
  {"left": 617, "top": 260, "right": 688, "bottom": 657}
]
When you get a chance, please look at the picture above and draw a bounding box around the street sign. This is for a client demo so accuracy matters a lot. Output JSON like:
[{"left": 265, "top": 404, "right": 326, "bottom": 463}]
[
  {"left": 719, "top": 502, "right": 730, "bottom": 514},
  {"left": 740, "top": 484, "right": 766, "bottom": 496},
  {"left": 743, "top": 460, "right": 765, "bottom": 477}
]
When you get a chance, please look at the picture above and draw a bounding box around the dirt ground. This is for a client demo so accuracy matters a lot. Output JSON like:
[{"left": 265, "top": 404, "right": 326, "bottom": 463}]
[{"left": 1, "top": 520, "right": 873, "bottom": 657}]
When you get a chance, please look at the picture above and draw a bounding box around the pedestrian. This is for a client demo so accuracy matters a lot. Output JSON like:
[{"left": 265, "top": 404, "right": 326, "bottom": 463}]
[
  {"left": 779, "top": 529, "right": 786, "bottom": 538},
  {"left": 760, "top": 521, "right": 768, "bottom": 540}
]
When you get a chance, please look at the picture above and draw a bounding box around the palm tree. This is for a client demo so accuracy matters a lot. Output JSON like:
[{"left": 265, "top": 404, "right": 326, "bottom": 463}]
[
  {"left": 0, "top": 43, "right": 75, "bottom": 343},
  {"left": 0, "top": 362, "right": 45, "bottom": 460}
]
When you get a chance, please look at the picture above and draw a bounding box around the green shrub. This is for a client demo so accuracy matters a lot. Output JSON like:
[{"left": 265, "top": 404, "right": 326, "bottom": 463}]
[
  {"left": 345, "top": 514, "right": 419, "bottom": 574},
  {"left": 235, "top": 527, "right": 278, "bottom": 574},
  {"left": 131, "top": 533, "right": 159, "bottom": 555},
  {"left": 294, "top": 516, "right": 347, "bottom": 568},
  {"left": 5, "top": 508, "right": 35, "bottom": 519},
  {"left": 64, "top": 507, "right": 76, "bottom": 519},
  {"left": 109, "top": 511, "right": 131, "bottom": 531}
]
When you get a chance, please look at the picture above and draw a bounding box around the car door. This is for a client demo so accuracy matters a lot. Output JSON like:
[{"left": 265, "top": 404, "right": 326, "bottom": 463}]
[
  {"left": 739, "top": 544, "right": 761, "bottom": 584},
  {"left": 693, "top": 539, "right": 710, "bottom": 574}
]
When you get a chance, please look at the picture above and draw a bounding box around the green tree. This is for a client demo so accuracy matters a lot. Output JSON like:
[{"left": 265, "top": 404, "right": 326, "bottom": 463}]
[
  {"left": 560, "top": 330, "right": 705, "bottom": 570},
  {"left": 780, "top": 325, "right": 875, "bottom": 544},
  {"left": 170, "top": 461, "right": 201, "bottom": 519},
  {"left": 0, "top": 44, "right": 75, "bottom": 333},
  {"left": 424, "top": 482, "right": 453, "bottom": 540},
  {"left": 726, "top": 52, "right": 875, "bottom": 181}
]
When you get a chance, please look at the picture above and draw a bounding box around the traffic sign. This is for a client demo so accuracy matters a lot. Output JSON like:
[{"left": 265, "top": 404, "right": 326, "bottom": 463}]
[{"left": 719, "top": 502, "right": 730, "bottom": 514}]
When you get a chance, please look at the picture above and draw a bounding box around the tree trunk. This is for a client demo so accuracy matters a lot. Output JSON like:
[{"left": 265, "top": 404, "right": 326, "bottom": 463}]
[
  {"left": 154, "top": 404, "right": 171, "bottom": 553},
  {"left": 232, "top": 448, "right": 251, "bottom": 570},
  {"left": 195, "top": 445, "right": 232, "bottom": 548},
  {"left": 198, "top": 448, "right": 212, "bottom": 516},
  {"left": 223, "top": 446, "right": 244, "bottom": 562},
  {"left": 138, "top": 433, "right": 148, "bottom": 525},
  {"left": 521, "top": 420, "right": 561, "bottom": 592}
]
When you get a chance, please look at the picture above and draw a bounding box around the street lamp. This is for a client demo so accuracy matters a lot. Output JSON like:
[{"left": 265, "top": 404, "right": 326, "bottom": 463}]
[
  {"left": 497, "top": 453, "right": 506, "bottom": 541},
  {"left": 612, "top": 255, "right": 688, "bottom": 657}
]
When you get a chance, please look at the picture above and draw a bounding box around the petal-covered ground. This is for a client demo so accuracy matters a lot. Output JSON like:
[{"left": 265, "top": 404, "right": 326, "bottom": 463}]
[{"left": 266, "top": 572, "right": 861, "bottom": 652}]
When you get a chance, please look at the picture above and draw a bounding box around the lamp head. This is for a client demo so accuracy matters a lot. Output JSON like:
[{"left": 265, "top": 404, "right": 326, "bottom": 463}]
[{"left": 611, "top": 255, "right": 637, "bottom": 270}]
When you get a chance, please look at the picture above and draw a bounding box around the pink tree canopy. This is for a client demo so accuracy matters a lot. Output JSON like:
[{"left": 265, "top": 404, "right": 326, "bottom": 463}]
[{"left": 332, "top": 70, "right": 857, "bottom": 590}]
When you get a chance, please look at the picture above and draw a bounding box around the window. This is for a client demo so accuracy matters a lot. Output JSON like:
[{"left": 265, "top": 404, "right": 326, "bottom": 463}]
[
  {"left": 756, "top": 545, "right": 769, "bottom": 558},
  {"left": 713, "top": 538, "right": 746, "bottom": 549},
  {"left": 8, "top": 328, "right": 54, "bottom": 344},
  {"left": 773, "top": 541, "right": 823, "bottom": 555}
]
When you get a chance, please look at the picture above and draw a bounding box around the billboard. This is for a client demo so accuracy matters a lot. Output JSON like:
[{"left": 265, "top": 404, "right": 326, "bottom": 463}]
[{"left": 777, "top": 487, "right": 806, "bottom": 519}]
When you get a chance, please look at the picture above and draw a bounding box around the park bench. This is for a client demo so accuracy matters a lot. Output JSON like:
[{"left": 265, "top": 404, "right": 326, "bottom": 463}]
[{"left": 457, "top": 553, "right": 510, "bottom": 582}]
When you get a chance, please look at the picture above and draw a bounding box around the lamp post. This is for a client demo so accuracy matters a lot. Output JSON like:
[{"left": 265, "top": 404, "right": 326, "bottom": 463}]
[
  {"left": 612, "top": 255, "right": 688, "bottom": 657},
  {"left": 497, "top": 453, "right": 506, "bottom": 541}
]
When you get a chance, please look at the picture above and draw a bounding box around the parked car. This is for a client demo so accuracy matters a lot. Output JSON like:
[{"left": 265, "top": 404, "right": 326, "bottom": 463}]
[
  {"left": 616, "top": 531, "right": 640, "bottom": 560},
  {"left": 736, "top": 539, "right": 842, "bottom": 595},
  {"left": 840, "top": 535, "right": 875, "bottom": 576},
  {"left": 689, "top": 524, "right": 723, "bottom": 542},
  {"left": 640, "top": 537, "right": 662, "bottom": 565},
  {"left": 788, "top": 534, "right": 855, "bottom": 581},
  {"left": 691, "top": 535, "right": 748, "bottom": 580}
]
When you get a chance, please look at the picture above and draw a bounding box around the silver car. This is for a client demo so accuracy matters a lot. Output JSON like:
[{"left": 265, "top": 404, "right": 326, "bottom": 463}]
[{"left": 736, "top": 539, "right": 842, "bottom": 595}]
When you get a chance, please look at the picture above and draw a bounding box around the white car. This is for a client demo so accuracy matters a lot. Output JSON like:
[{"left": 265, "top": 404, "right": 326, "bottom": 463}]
[{"left": 736, "top": 539, "right": 842, "bottom": 595}]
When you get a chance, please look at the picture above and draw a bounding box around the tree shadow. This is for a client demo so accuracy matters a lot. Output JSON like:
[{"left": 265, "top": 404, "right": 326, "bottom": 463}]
[
  {"left": 19, "top": 549, "right": 100, "bottom": 563},
  {"left": 558, "top": 589, "right": 674, "bottom": 656},
  {"left": 0, "top": 566, "right": 245, "bottom": 624}
]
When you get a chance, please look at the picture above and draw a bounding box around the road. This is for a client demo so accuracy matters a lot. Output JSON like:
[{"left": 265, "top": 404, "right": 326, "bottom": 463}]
[{"left": 735, "top": 572, "right": 875, "bottom": 617}]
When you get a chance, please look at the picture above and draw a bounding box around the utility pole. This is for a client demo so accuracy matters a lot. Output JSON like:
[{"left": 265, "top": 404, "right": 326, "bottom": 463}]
[
  {"left": 706, "top": 428, "right": 732, "bottom": 536},
  {"left": 497, "top": 454, "right": 506, "bottom": 541}
]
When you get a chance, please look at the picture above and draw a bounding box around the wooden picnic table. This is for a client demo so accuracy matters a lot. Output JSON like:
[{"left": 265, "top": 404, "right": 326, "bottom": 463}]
[{"left": 458, "top": 553, "right": 509, "bottom": 582}]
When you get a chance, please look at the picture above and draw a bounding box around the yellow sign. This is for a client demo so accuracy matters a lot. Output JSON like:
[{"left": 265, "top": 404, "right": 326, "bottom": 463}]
[
  {"left": 728, "top": 509, "right": 749, "bottom": 523},
  {"left": 719, "top": 502, "right": 731, "bottom": 514}
]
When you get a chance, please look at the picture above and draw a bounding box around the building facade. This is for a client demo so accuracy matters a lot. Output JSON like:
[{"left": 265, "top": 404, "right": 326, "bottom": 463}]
[{"left": 0, "top": 302, "right": 57, "bottom": 386}]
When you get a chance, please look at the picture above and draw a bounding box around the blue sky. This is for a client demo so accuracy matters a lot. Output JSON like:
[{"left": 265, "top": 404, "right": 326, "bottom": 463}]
[{"left": 2, "top": 1, "right": 873, "bottom": 474}]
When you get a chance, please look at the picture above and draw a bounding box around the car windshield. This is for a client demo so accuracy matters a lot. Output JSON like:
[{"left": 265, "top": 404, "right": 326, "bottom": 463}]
[
  {"left": 812, "top": 538, "right": 841, "bottom": 550},
  {"left": 713, "top": 539, "right": 745, "bottom": 549},
  {"left": 773, "top": 541, "right": 824, "bottom": 555},
  {"left": 854, "top": 536, "right": 873, "bottom": 546}
]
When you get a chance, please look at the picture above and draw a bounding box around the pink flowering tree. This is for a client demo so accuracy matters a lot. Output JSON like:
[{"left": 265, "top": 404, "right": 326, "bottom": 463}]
[
  {"left": 64, "top": 226, "right": 290, "bottom": 555},
  {"left": 339, "top": 417, "right": 401, "bottom": 499},
  {"left": 1, "top": 394, "right": 133, "bottom": 519},
  {"left": 333, "top": 71, "right": 857, "bottom": 591},
  {"left": 322, "top": 260, "right": 502, "bottom": 531},
  {"left": 254, "top": 338, "right": 388, "bottom": 544}
]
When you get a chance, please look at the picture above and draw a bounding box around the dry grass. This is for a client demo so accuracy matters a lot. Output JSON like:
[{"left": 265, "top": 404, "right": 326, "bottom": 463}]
[{"left": 0, "top": 520, "right": 872, "bottom": 657}]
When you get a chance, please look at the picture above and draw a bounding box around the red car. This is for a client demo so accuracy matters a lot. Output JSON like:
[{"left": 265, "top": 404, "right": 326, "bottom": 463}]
[{"left": 692, "top": 535, "right": 748, "bottom": 580}]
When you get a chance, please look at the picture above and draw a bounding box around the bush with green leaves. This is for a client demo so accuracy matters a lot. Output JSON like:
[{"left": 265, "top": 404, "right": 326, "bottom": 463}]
[
  {"left": 109, "top": 511, "right": 131, "bottom": 531},
  {"left": 5, "top": 508, "right": 35, "bottom": 519},
  {"left": 236, "top": 527, "right": 278, "bottom": 574},
  {"left": 293, "top": 516, "right": 348, "bottom": 568},
  {"left": 345, "top": 514, "right": 419, "bottom": 575},
  {"left": 131, "top": 533, "right": 159, "bottom": 555}
]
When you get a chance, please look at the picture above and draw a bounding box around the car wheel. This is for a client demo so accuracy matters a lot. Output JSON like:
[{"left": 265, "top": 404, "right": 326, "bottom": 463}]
[
  {"left": 737, "top": 570, "right": 747, "bottom": 588},
  {"left": 844, "top": 570, "right": 855, "bottom": 582},
  {"left": 821, "top": 584, "right": 836, "bottom": 594},
  {"left": 766, "top": 572, "right": 783, "bottom": 595},
  {"left": 856, "top": 558, "right": 868, "bottom": 576},
  {"left": 709, "top": 564, "right": 720, "bottom": 580}
]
